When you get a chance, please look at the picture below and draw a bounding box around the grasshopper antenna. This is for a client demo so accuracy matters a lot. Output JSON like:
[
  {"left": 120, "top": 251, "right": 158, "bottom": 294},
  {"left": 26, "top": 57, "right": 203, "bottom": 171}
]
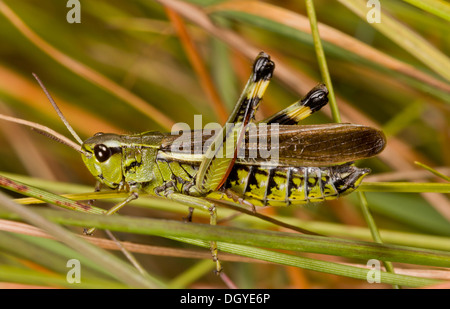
[
  {"left": 0, "top": 74, "right": 90, "bottom": 156},
  {"left": 0, "top": 113, "right": 88, "bottom": 156},
  {"left": 32, "top": 73, "right": 84, "bottom": 145}
]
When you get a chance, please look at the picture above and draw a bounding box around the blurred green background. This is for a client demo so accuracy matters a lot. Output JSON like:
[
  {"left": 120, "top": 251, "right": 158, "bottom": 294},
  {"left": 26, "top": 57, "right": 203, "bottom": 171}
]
[{"left": 0, "top": 0, "right": 448, "bottom": 289}]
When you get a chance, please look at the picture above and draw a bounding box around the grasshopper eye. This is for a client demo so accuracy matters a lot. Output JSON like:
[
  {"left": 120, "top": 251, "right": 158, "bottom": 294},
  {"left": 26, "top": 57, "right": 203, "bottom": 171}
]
[{"left": 94, "top": 144, "right": 112, "bottom": 162}]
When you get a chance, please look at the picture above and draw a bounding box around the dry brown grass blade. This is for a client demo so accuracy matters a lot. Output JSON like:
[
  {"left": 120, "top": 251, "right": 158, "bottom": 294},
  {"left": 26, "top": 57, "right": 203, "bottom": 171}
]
[
  {"left": 0, "top": 2, "right": 175, "bottom": 131},
  {"left": 0, "top": 219, "right": 262, "bottom": 264},
  {"left": 343, "top": 261, "right": 450, "bottom": 281},
  {"left": 366, "top": 167, "right": 450, "bottom": 182},
  {"left": 209, "top": 1, "right": 450, "bottom": 93},
  {"left": 0, "top": 66, "right": 121, "bottom": 136},
  {"left": 165, "top": 8, "right": 229, "bottom": 123},
  {"left": 0, "top": 103, "right": 57, "bottom": 181},
  {"left": 420, "top": 281, "right": 450, "bottom": 289},
  {"left": 0, "top": 282, "right": 57, "bottom": 289}
]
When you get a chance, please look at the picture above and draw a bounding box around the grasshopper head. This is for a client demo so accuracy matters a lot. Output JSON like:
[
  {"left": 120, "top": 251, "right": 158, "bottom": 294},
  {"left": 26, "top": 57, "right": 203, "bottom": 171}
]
[
  {"left": 81, "top": 133, "right": 125, "bottom": 189},
  {"left": 81, "top": 131, "right": 164, "bottom": 189}
]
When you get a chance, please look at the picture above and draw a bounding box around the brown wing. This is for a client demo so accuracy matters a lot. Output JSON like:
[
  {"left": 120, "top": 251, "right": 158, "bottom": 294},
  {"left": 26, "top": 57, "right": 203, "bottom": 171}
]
[
  {"left": 255, "top": 124, "right": 386, "bottom": 166},
  {"left": 160, "top": 123, "right": 386, "bottom": 167}
]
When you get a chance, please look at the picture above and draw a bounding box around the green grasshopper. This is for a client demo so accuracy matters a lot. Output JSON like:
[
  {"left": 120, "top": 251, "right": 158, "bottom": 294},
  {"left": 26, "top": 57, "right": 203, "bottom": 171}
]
[{"left": 0, "top": 52, "right": 386, "bottom": 273}]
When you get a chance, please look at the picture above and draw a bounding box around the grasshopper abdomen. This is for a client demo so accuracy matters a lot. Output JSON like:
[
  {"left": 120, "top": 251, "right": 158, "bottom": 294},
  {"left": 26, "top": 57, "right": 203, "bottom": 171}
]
[{"left": 224, "top": 163, "right": 370, "bottom": 207}]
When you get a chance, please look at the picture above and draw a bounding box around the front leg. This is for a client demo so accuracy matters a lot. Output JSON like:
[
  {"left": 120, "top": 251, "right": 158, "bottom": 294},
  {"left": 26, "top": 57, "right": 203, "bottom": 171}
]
[
  {"left": 85, "top": 183, "right": 141, "bottom": 235},
  {"left": 84, "top": 190, "right": 139, "bottom": 235}
]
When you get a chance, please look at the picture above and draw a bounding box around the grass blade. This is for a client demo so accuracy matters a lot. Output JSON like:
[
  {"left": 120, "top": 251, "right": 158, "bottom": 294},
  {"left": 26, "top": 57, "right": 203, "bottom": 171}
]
[
  {"left": 359, "top": 182, "right": 450, "bottom": 193},
  {"left": 0, "top": 1, "right": 175, "bottom": 130},
  {"left": 305, "top": 0, "right": 341, "bottom": 123},
  {"left": 175, "top": 237, "right": 441, "bottom": 288},
  {"left": 338, "top": 0, "right": 450, "bottom": 82},
  {"left": 358, "top": 192, "right": 399, "bottom": 289},
  {"left": 401, "top": 0, "right": 450, "bottom": 22},
  {"left": 0, "top": 191, "right": 165, "bottom": 288},
  {"left": 1, "top": 207, "right": 449, "bottom": 268}
]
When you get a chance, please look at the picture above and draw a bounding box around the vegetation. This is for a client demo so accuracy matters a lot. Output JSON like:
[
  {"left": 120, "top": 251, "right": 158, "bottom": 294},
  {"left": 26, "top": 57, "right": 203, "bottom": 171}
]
[{"left": 0, "top": 0, "right": 448, "bottom": 288}]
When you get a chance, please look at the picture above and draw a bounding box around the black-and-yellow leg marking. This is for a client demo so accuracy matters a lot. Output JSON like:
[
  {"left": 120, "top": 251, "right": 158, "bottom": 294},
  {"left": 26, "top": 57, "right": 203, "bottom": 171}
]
[
  {"left": 261, "top": 83, "right": 328, "bottom": 125},
  {"left": 192, "top": 52, "right": 275, "bottom": 195},
  {"left": 186, "top": 52, "right": 275, "bottom": 274}
]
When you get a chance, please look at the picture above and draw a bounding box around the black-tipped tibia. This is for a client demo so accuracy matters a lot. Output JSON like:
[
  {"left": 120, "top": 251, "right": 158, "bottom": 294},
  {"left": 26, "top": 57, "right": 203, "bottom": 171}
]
[
  {"left": 252, "top": 52, "right": 275, "bottom": 82},
  {"left": 301, "top": 83, "right": 329, "bottom": 113}
]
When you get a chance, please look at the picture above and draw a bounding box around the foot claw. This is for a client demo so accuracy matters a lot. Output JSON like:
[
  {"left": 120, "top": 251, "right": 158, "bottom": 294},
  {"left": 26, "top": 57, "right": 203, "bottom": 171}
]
[
  {"left": 182, "top": 207, "right": 194, "bottom": 222},
  {"left": 83, "top": 227, "right": 95, "bottom": 235}
]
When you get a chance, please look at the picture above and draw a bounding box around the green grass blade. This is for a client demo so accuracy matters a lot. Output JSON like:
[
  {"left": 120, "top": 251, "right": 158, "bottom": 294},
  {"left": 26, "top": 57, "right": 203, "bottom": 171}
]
[
  {"left": 0, "top": 231, "right": 133, "bottom": 286},
  {"left": 3, "top": 173, "right": 449, "bottom": 251},
  {"left": 338, "top": 0, "right": 450, "bottom": 82},
  {"left": 174, "top": 237, "right": 441, "bottom": 288},
  {"left": 207, "top": 1, "right": 450, "bottom": 95},
  {"left": 305, "top": 0, "right": 341, "bottom": 123},
  {"left": 0, "top": 265, "right": 129, "bottom": 289},
  {"left": 381, "top": 100, "right": 423, "bottom": 137},
  {"left": 1, "top": 206, "right": 448, "bottom": 268},
  {"left": 358, "top": 192, "right": 399, "bottom": 289},
  {"left": 0, "top": 191, "right": 166, "bottom": 288},
  {"left": 359, "top": 182, "right": 450, "bottom": 193},
  {"left": 354, "top": 192, "right": 450, "bottom": 237},
  {"left": 168, "top": 259, "right": 215, "bottom": 288},
  {"left": 414, "top": 161, "right": 450, "bottom": 182},
  {"left": 0, "top": 172, "right": 92, "bottom": 193},
  {"left": 0, "top": 174, "right": 104, "bottom": 214},
  {"left": 401, "top": 0, "right": 450, "bottom": 22}
]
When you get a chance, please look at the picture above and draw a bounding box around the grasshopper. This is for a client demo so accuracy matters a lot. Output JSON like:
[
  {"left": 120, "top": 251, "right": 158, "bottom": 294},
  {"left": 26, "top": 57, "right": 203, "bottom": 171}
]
[{"left": 0, "top": 52, "right": 386, "bottom": 273}]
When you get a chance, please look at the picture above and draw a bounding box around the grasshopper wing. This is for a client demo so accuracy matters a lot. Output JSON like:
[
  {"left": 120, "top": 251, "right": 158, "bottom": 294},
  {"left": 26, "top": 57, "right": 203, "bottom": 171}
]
[
  {"left": 241, "top": 123, "right": 386, "bottom": 167},
  {"left": 161, "top": 123, "right": 386, "bottom": 167}
]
